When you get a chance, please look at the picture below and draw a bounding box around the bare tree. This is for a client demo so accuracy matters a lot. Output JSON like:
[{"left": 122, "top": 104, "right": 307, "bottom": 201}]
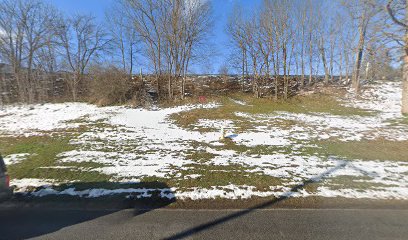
[
  {"left": 271, "top": 0, "right": 294, "bottom": 99},
  {"left": 344, "top": 0, "right": 380, "bottom": 93},
  {"left": 179, "top": 0, "right": 213, "bottom": 99},
  {"left": 106, "top": 1, "right": 139, "bottom": 75},
  {"left": 123, "top": 0, "right": 212, "bottom": 100},
  {"left": 57, "top": 14, "right": 110, "bottom": 101},
  {"left": 296, "top": 0, "right": 312, "bottom": 87},
  {"left": 316, "top": 10, "right": 330, "bottom": 85},
  {"left": 0, "top": 0, "right": 26, "bottom": 101},
  {"left": 386, "top": 0, "right": 408, "bottom": 114},
  {"left": 218, "top": 62, "right": 229, "bottom": 85},
  {"left": 0, "top": 0, "right": 59, "bottom": 103},
  {"left": 227, "top": 4, "right": 248, "bottom": 92},
  {"left": 305, "top": 0, "right": 319, "bottom": 86},
  {"left": 123, "top": 0, "right": 166, "bottom": 97},
  {"left": 315, "top": 4, "right": 340, "bottom": 86}
]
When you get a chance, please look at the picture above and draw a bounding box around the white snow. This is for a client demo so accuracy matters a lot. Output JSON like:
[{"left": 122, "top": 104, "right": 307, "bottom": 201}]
[
  {"left": 59, "top": 104, "right": 221, "bottom": 179},
  {"left": 229, "top": 98, "right": 247, "bottom": 106},
  {"left": 0, "top": 103, "right": 114, "bottom": 136},
  {"left": 3, "top": 153, "right": 30, "bottom": 165},
  {"left": 10, "top": 178, "right": 55, "bottom": 192},
  {"left": 232, "top": 81, "right": 408, "bottom": 142},
  {"left": 233, "top": 131, "right": 292, "bottom": 146},
  {"left": 346, "top": 81, "right": 402, "bottom": 119},
  {"left": 196, "top": 119, "right": 234, "bottom": 130}
]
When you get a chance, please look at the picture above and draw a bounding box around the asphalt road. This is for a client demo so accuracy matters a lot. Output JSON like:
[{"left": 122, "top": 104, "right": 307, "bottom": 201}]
[{"left": 1, "top": 208, "right": 407, "bottom": 240}]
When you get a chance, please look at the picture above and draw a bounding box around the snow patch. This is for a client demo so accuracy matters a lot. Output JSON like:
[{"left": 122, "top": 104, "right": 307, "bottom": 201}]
[
  {"left": 0, "top": 103, "right": 115, "bottom": 136},
  {"left": 3, "top": 153, "right": 30, "bottom": 165},
  {"left": 11, "top": 178, "right": 55, "bottom": 192},
  {"left": 230, "top": 98, "right": 247, "bottom": 106}
]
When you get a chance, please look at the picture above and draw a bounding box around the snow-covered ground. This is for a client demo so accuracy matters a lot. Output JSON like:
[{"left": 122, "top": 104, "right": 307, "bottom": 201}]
[
  {"left": 0, "top": 103, "right": 117, "bottom": 136},
  {"left": 1, "top": 81, "right": 408, "bottom": 200}
]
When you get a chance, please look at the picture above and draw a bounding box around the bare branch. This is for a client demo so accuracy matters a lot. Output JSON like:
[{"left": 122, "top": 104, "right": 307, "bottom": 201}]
[{"left": 386, "top": 0, "right": 408, "bottom": 28}]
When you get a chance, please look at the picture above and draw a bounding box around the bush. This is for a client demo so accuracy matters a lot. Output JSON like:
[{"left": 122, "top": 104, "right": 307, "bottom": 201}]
[{"left": 88, "top": 66, "right": 133, "bottom": 106}]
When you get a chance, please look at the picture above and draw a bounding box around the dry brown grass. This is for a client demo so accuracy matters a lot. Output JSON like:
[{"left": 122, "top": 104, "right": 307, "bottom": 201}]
[{"left": 88, "top": 66, "right": 134, "bottom": 106}]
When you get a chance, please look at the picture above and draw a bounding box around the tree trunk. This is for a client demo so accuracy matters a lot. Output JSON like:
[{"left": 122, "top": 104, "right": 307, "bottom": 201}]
[
  {"left": 402, "top": 4, "right": 408, "bottom": 114},
  {"left": 245, "top": 51, "right": 249, "bottom": 91},
  {"left": 0, "top": 75, "right": 3, "bottom": 106},
  {"left": 352, "top": 43, "right": 364, "bottom": 92},
  {"left": 72, "top": 83, "right": 77, "bottom": 102},
  {"left": 308, "top": 32, "right": 313, "bottom": 85},
  {"left": 301, "top": 29, "right": 305, "bottom": 87},
  {"left": 275, "top": 51, "right": 279, "bottom": 100},
  {"left": 345, "top": 50, "right": 350, "bottom": 84},
  {"left": 242, "top": 48, "right": 245, "bottom": 92},
  {"left": 168, "top": 74, "right": 172, "bottom": 100},
  {"left": 352, "top": 13, "right": 367, "bottom": 93},
  {"left": 386, "top": 0, "right": 408, "bottom": 114},
  {"left": 181, "top": 76, "right": 185, "bottom": 100},
  {"left": 339, "top": 51, "right": 343, "bottom": 83},
  {"left": 252, "top": 61, "right": 259, "bottom": 98},
  {"left": 402, "top": 55, "right": 408, "bottom": 114},
  {"left": 181, "top": 62, "right": 187, "bottom": 100},
  {"left": 283, "top": 45, "right": 288, "bottom": 100},
  {"left": 320, "top": 46, "right": 329, "bottom": 85},
  {"left": 329, "top": 42, "right": 334, "bottom": 83},
  {"left": 72, "top": 73, "right": 80, "bottom": 102},
  {"left": 130, "top": 44, "right": 133, "bottom": 76}
]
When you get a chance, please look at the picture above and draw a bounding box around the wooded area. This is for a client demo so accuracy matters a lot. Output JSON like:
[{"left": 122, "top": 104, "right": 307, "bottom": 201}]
[{"left": 0, "top": 0, "right": 406, "bottom": 113}]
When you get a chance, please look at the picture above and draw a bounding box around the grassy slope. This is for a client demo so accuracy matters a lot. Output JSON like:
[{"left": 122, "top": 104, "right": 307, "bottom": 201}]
[
  {"left": 170, "top": 92, "right": 374, "bottom": 133},
  {"left": 1, "top": 89, "right": 407, "bottom": 197}
]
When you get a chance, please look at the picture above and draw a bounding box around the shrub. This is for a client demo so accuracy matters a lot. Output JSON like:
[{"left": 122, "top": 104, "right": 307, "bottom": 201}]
[{"left": 88, "top": 66, "right": 132, "bottom": 106}]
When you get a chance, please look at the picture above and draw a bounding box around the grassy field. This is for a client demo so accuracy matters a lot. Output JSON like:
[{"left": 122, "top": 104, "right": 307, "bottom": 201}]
[
  {"left": 170, "top": 92, "right": 375, "bottom": 133},
  {"left": 1, "top": 82, "right": 408, "bottom": 202}
]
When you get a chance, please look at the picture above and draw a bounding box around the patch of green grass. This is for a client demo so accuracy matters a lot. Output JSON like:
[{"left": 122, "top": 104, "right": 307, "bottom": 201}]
[
  {"left": 296, "top": 174, "right": 396, "bottom": 194},
  {"left": 53, "top": 180, "right": 171, "bottom": 191},
  {"left": 0, "top": 135, "right": 111, "bottom": 182},
  {"left": 186, "top": 139, "right": 285, "bottom": 157},
  {"left": 327, "top": 175, "right": 398, "bottom": 190},
  {"left": 30, "top": 168, "right": 110, "bottom": 182},
  {"left": 0, "top": 135, "right": 73, "bottom": 160},
  {"left": 186, "top": 140, "right": 325, "bottom": 162},
  {"left": 165, "top": 163, "right": 284, "bottom": 191},
  {"left": 133, "top": 163, "right": 284, "bottom": 192},
  {"left": 218, "top": 140, "right": 293, "bottom": 155},
  {"left": 319, "top": 140, "right": 408, "bottom": 162},
  {"left": 60, "top": 161, "right": 107, "bottom": 169},
  {"left": 170, "top": 92, "right": 374, "bottom": 133},
  {"left": 236, "top": 93, "right": 374, "bottom": 116},
  {"left": 185, "top": 150, "right": 217, "bottom": 163},
  {"left": 303, "top": 182, "right": 320, "bottom": 193},
  {"left": 387, "top": 116, "right": 408, "bottom": 126},
  {"left": 170, "top": 106, "right": 246, "bottom": 132},
  {"left": 302, "top": 176, "right": 373, "bottom": 193}
]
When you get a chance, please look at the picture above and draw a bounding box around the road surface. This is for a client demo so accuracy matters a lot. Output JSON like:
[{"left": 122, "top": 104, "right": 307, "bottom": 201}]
[{"left": 0, "top": 208, "right": 407, "bottom": 240}]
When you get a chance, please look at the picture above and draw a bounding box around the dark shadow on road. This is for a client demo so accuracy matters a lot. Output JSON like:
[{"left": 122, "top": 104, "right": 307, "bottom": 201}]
[
  {"left": 163, "top": 161, "right": 348, "bottom": 240},
  {"left": 0, "top": 181, "right": 175, "bottom": 240}
]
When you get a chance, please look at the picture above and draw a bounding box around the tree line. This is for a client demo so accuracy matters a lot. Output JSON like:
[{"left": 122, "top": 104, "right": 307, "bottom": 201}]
[
  {"left": 0, "top": 0, "right": 212, "bottom": 104},
  {"left": 227, "top": 0, "right": 402, "bottom": 99},
  {"left": 0, "top": 0, "right": 406, "bottom": 113}
]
